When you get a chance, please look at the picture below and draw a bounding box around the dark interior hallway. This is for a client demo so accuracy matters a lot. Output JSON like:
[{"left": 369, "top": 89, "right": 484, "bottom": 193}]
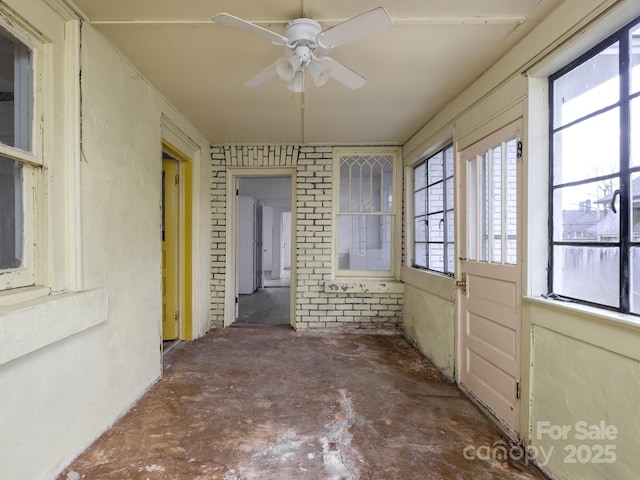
[{"left": 58, "top": 327, "right": 548, "bottom": 479}]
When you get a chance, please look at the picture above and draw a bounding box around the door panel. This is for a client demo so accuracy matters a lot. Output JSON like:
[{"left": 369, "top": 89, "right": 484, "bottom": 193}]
[
  {"left": 162, "top": 158, "right": 179, "bottom": 340},
  {"left": 458, "top": 120, "right": 522, "bottom": 434}
]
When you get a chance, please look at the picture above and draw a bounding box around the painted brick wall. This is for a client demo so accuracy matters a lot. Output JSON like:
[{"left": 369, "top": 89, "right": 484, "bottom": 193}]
[{"left": 210, "top": 145, "right": 404, "bottom": 332}]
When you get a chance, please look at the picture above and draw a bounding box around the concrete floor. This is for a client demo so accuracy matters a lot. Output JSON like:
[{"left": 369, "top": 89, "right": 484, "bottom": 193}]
[
  {"left": 237, "top": 288, "right": 290, "bottom": 326},
  {"left": 58, "top": 327, "right": 548, "bottom": 480}
]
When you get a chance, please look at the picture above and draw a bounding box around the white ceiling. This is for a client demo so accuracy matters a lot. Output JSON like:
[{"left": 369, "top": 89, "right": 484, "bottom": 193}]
[{"left": 68, "top": 0, "right": 563, "bottom": 146}]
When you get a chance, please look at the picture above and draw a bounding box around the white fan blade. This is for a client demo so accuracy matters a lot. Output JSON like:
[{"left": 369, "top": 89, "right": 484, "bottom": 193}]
[
  {"left": 318, "top": 57, "right": 367, "bottom": 90},
  {"left": 317, "top": 7, "right": 392, "bottom": 49},
  {"left": 244, "top": 62, "right": 279, "bottom": 88},
  {"left": 212, "top": 13, "right": 289, "bottom": 46}
]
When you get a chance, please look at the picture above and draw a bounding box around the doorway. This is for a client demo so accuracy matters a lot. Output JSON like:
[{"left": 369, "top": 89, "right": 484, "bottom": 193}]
[
  {"left": 225, "top": 170, "right": 295, "bottom": 327},
  {"left": 161, "top": 141, "right": 194, "bottom": 348},
  {"left": 457, "top": 120, "right": 523, "bottom": 437}
]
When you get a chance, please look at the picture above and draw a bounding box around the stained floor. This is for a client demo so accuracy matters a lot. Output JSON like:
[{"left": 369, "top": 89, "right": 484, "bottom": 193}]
[{"left": 58, "top": 328, "right": 548, "bottom": 480}]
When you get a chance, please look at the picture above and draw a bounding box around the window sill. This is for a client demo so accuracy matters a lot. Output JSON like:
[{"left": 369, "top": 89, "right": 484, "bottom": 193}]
[
  {"left": 400, "top": 266, "right": 456, "bottom": 300},
  {"left": 0, "top": 286, "right": 51, "bottom": 306},
  {"left": 0, "top": 288, "right": 109, "bottom": 366},
  {"left": 324, "top": 280, "right": 404, "bottom": 294}
]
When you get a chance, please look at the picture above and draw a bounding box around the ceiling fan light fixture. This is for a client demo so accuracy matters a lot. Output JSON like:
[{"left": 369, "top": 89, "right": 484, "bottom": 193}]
[
  {"left": 275, "top": 55, "right": 300, "bottom": 82},
  {"left": 308, "top": 60, "right": 330, "bottom": 87},
  {"left": 286, "top": 71, "right": 305, "bottom": 93}
]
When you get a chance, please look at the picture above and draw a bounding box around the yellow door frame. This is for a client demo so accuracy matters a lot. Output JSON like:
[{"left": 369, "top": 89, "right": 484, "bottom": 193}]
[{"left": 162, "top": 140, "right": 194, "bottom": 340}]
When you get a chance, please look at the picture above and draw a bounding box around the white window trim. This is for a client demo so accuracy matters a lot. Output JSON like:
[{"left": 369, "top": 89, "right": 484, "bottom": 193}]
[{"left": 332, "top": 146, "right": 402, "bottom": 280}]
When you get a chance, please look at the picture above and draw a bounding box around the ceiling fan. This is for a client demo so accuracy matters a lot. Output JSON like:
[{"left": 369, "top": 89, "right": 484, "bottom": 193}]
[{"left": 212, "top": 7, "right": 392, "bottom": 92}]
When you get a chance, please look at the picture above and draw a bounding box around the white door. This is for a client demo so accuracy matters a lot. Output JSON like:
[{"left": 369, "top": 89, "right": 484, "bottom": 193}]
[{"left": 458, "top": 120, "right": 523, "bottom": 434}]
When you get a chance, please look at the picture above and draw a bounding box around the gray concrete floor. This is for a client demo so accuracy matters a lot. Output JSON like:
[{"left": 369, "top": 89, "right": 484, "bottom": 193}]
[
  {"left": 237, "top": 287, "right": 290, "bottom": 326},
  {"left": 58, "top": 327, "right": 548, "bottom": 480}
]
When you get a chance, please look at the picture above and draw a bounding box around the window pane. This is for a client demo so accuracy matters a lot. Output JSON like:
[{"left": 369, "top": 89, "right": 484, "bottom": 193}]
[
  {"left": 414, "top": 216, "right": 426, "bottom": 242},
  {"left": 340, "top": 155, "right": 393, "bottom": 214},
  {"left": 480, "top": 153, "right": 489, "bottom": 262},
  {"left": 445, "top": 177, "right": 454, "bottom": 211},
  {"left": 414, "top": 243, "right": 427, "bottom": 268},
  {"left": 631, "top": 24, "right": 640, "bottom": 94},
  {"left": 491, "top": 145, "right": 503, "bottom": 263},
  {"left": 553, "top": 179, "right": 619, "bottom": 242},
  {"left": 631, "top": 172, "right": 640, "bottom": 241},
  {"left": 428, "top": 244, "right": 444, "bottom": 272},
  {"left": 382, "top": 161, "right": 393, "bottom": 213},
  {"left": 414, "top": 189, "right": 426, "bottom": 216},
  {"left": 339, "top": 162, "right": 350, "bottom": 212},
  {"left": 631, "top": 247, "right": 640, "bottom": 313},
  {"left": 553, "top": 42, "right": 619, "bottom": 128},
  {"left": 337, "top": 214, "right": 391, "bottom": 271},
  {"left": 427, "top": 181, "right": 444, "bottom": 212},
  {"left": 445, "top": 146, "right": 454, "bottom": 177},
  {"left": 414, "top": 162, "right": 426, "bottom": 190},
  {"left": 446, "top": 243, "right": 455, "bottom": 274},
  {"left": 632, "top": 97, "right": 640, "bottom": 168},
  {"left": 427, "top": 212, "right": 444, "bottom": 242},
  {"left": 446, "top": 210, "right": 454, "bottom": 243},
  {"left": 553, "top": 108, "right": 620, "bottom": 185},
  {"left": 0, "top": 27, "right": 33, "bottom": 151},
  {"left": 553, "top": 246, "right": 619, "bottom": 307},
  {"left": 505, "top": 139, "right": 518, "bottom": 265},
  {"left": 0, "top": 156, "right": 23, "bottom": 269},
  {"left": 428, "top": 152, "right": 443, "bottom": 184}
]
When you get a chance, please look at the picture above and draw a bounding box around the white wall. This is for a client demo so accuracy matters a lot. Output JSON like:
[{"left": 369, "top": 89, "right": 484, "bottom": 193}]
[{"left": 0, "top": 4, "right": 211, "bottom": 478}]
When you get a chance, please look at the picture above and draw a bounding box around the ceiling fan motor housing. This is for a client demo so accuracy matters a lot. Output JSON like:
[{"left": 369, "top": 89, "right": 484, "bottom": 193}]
[{"left": 286, "top": 18, "right": 321, "bottom": 50}]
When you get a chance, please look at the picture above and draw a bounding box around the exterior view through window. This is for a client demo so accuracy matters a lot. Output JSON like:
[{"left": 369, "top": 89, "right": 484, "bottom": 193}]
[
  {"left": 549, "top": 17, "right": 640, "bottom": 313},
  {"left": 413, "top": 144, "right": 455, "bottom": 275}
]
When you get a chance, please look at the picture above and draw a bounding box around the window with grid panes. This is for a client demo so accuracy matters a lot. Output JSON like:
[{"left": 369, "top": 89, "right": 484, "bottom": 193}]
[
  {"left": 549, "top": 16, "right": 640, "bottom": 313},
  {"left": 413, "top": 144, "right": 454, "bottom": 275}
]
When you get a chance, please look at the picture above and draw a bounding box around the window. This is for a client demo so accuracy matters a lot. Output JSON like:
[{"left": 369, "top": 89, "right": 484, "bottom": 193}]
[
  {"left": 466, "top": 136, "right": 519, "bottom": 266},
  {"left": 413, "top": 144, "right": 454, "bottom": 275},
  {"left": 335, "top": 149, "right": 399, "bottom": 277},
  {"left": 549, "top": 17, "right": 640, "bottom": 313},
  {"left": 0, "top": 21, "right": 38, "bottom": 291}
]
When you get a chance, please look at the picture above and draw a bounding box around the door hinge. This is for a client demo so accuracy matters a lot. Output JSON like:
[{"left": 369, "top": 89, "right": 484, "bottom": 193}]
[
  {"left": 235, "top": 297, "right": 238, "bottom": 304},
  {"left": 456, "top": 279, "right": 467, "bottom": 294},
  {"left": 174, "top": 174, "right": 179, "bottom": 185},
  {"left": 517, "top": 141, "right": 523, "bottom": 159},
  {"left": 174, "top": 311, "right": 179, "bottom": 322},
  {"left": 516, "top": 380, "right": 521, "bottom": 400}
]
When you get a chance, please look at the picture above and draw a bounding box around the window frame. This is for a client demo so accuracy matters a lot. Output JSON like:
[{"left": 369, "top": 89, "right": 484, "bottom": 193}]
[
  {"left": 332, "top": 147, "right": 401, "bottom": 279},
  {"left": 411, "top": 143, "right": 455, "bottom": 276},
  {"left": 0, "top": 15, "right": 42, "bottom": 291},
  {"left": 548, "top": 15, "right": 640, "bottom": 314}
]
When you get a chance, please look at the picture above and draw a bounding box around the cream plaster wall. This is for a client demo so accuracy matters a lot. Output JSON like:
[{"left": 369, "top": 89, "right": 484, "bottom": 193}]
[
  {"left": 401, "top": 267, "right": 456, "bottom": 378},
  {"left": 0, "top": 4, "right": 211, "bottom": 478},
  {"left": 525, "top": 300, "right": 640, "bottom": 479}
]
